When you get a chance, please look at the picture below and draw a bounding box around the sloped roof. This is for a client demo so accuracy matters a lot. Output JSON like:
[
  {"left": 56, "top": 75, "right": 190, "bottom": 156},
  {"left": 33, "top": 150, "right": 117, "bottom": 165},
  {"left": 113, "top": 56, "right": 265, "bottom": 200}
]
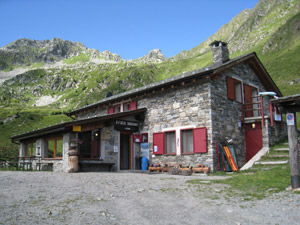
[
  {"left": 11, "top": 108, "right": 147, "bottom": 141},
  {"left": 271, "top": 94, "right": 300, "bottom": 113},
  {"left": 68, "top": 52, "right": 282, "bottom": 116}
]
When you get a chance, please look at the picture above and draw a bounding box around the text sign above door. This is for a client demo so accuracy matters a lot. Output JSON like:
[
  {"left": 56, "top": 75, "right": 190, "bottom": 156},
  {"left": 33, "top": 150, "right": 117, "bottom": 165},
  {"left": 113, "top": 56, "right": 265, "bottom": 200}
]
[{"left": 114, "top": 120, "right": 139, "bottom": 132}]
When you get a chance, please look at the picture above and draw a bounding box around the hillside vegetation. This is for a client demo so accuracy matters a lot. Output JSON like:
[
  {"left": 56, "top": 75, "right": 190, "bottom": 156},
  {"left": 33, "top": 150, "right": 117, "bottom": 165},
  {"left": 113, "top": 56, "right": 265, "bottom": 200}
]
[{"left": 0, "top": 0, "right": 299, "bottom": 153}]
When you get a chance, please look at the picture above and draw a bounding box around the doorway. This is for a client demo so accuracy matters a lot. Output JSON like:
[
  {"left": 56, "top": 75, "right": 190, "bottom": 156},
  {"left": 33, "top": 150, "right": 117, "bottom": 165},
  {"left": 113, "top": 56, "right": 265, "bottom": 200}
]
[
  {"left": 245, "top": 122, "right": 263, "bottom": 161},
  {"left": 120, "top": 133, "right": 132, "bottom": 170}
]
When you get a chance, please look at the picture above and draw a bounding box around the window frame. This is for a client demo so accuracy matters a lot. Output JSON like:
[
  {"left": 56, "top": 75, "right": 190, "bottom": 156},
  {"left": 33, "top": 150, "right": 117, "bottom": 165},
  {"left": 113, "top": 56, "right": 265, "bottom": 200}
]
[
  {"left": 114, "top": 104, "right": 121, "bottom": 113},
  {"left": 164, "top": 130, "right": 177, "bottom": 155},
  {"left": 227, "top": 76, "right": 243, "bottom": 103},
  {"left": 123, "top": 102, "right": 131, "bottom": 112},
  {"left": 24, "top": 141, "right": 36, "bottom": 157},
  {"left": 44, "top": 136, "right": 63, "bottom": 159},
  {"left": 153, "top": 127, "right": 207, "bottom": 155},
  {"left": 180, "top": 128, "right": 194, "bottom": 155},
  {"left": 108, "top": 101, "right": 137, "bottom": 114}
]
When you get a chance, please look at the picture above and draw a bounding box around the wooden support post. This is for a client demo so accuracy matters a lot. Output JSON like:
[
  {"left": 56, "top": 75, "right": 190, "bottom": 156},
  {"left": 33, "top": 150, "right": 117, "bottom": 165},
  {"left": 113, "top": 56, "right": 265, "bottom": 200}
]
[
  {"left": 287, "top": 113, "right": 300, "bottom": 189},
  {"left": 260, "top": 96, "right": 265, "bottom": 127},
  {"left": 269, "top": 98, "right": 274, "bottom": 127}
]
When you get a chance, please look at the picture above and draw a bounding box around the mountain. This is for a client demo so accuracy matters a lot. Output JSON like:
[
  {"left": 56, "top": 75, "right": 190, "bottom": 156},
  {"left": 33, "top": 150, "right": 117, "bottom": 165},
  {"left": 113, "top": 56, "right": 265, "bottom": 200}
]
[
  {"left": 0, "top": 0, "right": 299, "bottom": 150},
  {"left": 0, "top": 38, "right": 122, "bottom": 70}
]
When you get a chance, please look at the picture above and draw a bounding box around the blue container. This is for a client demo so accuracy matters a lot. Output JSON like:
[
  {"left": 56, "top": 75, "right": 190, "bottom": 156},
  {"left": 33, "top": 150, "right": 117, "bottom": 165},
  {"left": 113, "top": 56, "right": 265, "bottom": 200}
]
[{"left": 141, "top": 157, "right": 148, "bottom": 171}]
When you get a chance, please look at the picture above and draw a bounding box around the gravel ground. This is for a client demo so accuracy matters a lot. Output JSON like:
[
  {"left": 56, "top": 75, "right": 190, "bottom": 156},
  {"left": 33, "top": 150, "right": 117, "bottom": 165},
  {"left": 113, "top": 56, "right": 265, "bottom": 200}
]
[{"left": 0, "top": 171, "right": 299, "bottom": 225}]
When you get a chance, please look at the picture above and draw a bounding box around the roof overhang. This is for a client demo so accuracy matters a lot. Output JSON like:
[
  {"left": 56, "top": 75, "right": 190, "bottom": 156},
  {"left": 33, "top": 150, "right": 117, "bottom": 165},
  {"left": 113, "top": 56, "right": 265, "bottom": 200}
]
[
  {"left": 271, "top": 94, "right": 300, "bottom": 114},
  {"left": 11, "top": 108, "right": 147, "bottom": 142}
]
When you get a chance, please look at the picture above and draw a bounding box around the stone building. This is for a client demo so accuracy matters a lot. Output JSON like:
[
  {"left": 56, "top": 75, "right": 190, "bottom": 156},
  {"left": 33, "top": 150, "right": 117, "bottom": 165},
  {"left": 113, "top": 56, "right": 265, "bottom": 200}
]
[{"left": 11, "top": 41, "right": 287, "bottom": 172}]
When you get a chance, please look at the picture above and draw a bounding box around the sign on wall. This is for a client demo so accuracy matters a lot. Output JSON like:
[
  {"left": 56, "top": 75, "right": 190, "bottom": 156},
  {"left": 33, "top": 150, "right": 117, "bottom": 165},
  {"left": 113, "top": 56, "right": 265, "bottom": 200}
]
[
  {"left": 114, "top": 120, "right": 139, "bottom": 132},
  {"left": 73, "top": 125, "right": 82, "bottom": 132}
]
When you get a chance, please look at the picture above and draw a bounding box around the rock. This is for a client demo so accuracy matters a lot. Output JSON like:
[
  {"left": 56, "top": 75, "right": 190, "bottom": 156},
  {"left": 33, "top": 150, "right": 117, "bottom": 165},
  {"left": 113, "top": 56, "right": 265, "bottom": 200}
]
[{"left": 132, "top": 49, "right": 166, "bottom": 64}]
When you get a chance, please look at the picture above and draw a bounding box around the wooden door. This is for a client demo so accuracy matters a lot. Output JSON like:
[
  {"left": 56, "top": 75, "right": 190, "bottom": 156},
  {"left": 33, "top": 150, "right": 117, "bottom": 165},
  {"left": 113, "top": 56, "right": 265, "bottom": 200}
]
[
  {"left": 245, "top": 122, "right": 263, "bottom": 161},
  {"left": 120, "top": 133, "right": 131, "bottom": 170}
]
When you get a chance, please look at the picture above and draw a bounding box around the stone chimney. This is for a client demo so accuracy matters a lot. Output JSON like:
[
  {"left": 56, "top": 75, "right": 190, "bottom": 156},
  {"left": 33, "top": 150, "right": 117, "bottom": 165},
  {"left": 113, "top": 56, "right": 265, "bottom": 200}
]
[{"left": 209, "top": 41, "right": 229, "bottom": 65}]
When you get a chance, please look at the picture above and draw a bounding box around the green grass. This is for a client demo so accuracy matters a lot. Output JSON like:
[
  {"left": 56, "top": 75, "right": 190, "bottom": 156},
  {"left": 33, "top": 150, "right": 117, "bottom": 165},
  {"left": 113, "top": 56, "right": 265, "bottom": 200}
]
[
  {"left": 30, "top": 62, "right": 45, "bottom": 68},
  {"left": 0, "top": 107, "right": 73, "bottom": 157},
  {"left": 187, "top": 140, "right": 295, "bottom": 200},
  {"left": 188, "top": 164, "right": 290, "bottom": 200},
  {"left": 63, "top": 53, "right": 91, "bottom": 64}
]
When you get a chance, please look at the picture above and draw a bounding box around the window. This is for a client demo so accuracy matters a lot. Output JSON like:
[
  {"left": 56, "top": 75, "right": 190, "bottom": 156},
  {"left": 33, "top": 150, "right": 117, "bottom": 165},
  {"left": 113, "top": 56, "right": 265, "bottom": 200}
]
[
  {"left": 227, "top": 77, "right": 242, "bottom": 103},
  {"left": 108, "top": 101, "right": 137, "bottom": 114},
  {"left": 181, "top": 130, "right": 194, "bottom": 154},
  {"left": 114, "top": 104, "right": 121, "bottom": 113},
  {"left": 123, "top": 102, "right": 130, "bottom": 112},
  {"left": 153, "top": 127, "right": 207, "bottom": 155},
  {"left": 44, "top": 137, "right": 63, "bottom": 158},
  {"left": 24, "top": 142, "right": 36, "bottom": 157},
  {"left": 165, "top": 131, "right": 176, "bottom": 154}
]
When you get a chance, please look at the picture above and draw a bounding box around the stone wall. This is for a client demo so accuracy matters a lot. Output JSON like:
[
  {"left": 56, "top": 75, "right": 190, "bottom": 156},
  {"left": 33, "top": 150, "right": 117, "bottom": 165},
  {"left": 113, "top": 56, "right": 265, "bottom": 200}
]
[
  {"left": 210, "top": 62, "right": 269, "bottom": 169},
  {"left": 263, "top": 119, "right": 287, "bottom": 147},
  {"left": 138, "top": 78, "right": 214, "bottom": 169},
  {"left": 101, "top": 126, "right": 119, "bottom": 171},
  {"left": 76, "top": 106, "right": 107, "bottom": 120}
]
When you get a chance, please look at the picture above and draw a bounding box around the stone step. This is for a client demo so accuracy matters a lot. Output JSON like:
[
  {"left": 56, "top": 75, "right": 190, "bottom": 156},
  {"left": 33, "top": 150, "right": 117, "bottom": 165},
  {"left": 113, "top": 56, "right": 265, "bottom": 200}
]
[
  {"left": 255, "top": 160, "right": 289, "bottom": 165},
  {"left": 274, "top": 148, "right": 289, "bottom": 151},
  {"left": 268, "top": 155, "right": 289, "bottom": 158}
]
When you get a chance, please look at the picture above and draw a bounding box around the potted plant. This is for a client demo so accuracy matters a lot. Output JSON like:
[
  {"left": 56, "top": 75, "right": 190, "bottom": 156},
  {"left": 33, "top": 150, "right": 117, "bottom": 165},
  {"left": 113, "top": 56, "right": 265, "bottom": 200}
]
[
  {"left": 148, "top": 163, "right": 161, "bottom": 172},
  {"left": 162, "top": 164, "right": 169, "bottom": 172},
  {"left": 69, "top": 138, "right": 83, "bottom": 149}
]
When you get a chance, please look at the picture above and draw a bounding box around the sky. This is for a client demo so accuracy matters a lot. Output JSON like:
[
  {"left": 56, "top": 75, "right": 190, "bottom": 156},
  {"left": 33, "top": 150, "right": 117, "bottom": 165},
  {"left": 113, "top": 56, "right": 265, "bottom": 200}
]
[{"left": 0, "top": 0, "right": 258, "bottom": 60}]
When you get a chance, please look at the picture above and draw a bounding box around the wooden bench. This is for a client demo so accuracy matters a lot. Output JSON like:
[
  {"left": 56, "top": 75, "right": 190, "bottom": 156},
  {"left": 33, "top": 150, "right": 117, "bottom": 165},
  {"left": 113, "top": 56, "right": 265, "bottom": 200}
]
[{"left": 79, "top": 161, "right": 115, "bottom": 172}]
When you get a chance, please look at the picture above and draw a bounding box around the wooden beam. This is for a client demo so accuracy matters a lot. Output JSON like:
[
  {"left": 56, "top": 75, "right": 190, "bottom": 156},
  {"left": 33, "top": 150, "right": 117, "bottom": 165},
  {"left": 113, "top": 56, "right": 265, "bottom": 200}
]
[
  {"left": 287, "top": 113, "right": 300, "bottom": 189},
  {"left": 278, "top": 105, "right": 300, "bottom": 114}
]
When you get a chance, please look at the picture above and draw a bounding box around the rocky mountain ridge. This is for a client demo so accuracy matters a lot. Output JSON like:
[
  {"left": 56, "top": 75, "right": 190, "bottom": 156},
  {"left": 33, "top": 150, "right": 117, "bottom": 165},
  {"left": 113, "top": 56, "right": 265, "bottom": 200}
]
[
  {"left": 171, "top": 0, "right": 300, "bottom": 60},
  {"left": 0, "top": 37, "right": 167, "bottom": 70}
]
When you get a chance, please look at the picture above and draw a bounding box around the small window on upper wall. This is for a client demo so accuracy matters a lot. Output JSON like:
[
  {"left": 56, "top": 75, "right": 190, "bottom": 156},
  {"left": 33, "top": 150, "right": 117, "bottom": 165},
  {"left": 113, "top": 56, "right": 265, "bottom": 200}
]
[
  {"left": 227, "top": 77, "right": 243, "bottom": 103},
  {"left": 114, "top": 104, "right": 121, "bottom": 113},
  {"left": 123, "top": 102, "right": 130, "bottom": 112}
]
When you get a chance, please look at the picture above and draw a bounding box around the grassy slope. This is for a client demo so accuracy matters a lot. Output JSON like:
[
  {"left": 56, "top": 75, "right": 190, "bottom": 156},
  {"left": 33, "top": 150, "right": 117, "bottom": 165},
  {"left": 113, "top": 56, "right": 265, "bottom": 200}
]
[
  {"left": 0, "top": 107, "right": 72, "bottom": 148},
  {"left": 187, "top": 140, "right": 294, "bottom": 200}
]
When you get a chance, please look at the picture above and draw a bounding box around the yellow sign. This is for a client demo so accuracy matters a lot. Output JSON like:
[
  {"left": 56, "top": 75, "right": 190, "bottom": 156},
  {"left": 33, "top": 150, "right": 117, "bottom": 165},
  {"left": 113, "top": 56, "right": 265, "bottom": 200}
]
[{"left": 73, "top": 125, "right": 81, "bottom": 132}]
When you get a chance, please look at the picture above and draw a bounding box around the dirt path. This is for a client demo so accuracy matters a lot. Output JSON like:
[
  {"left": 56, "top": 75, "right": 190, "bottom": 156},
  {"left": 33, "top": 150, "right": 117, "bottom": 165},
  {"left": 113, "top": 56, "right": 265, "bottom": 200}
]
[{"left": 0, "top": 171, "right": 299, "bottom": 225}]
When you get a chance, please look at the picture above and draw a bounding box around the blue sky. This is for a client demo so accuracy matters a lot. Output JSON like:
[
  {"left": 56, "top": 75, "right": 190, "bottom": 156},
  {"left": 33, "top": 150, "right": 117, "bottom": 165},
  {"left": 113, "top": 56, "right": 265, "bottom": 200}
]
[{"left": 0, "top": 0, "right": 258, "bottom": 59}]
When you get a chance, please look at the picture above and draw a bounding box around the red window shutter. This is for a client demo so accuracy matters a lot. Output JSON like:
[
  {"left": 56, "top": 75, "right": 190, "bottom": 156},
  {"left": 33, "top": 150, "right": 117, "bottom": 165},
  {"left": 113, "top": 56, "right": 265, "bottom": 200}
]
[
  {"left": 129, "top": 101, "right": 137, "bottom": 110},
  {"left": 226, "top": 77, "right": 236, "bottom": 100},
  {"left": 193, "top": 127, "right": 207, "bottom": 153},
  {"left": 108, "top": 107, "right": 114, "bottom": 114},
  {"left": 133, "top": 134, "right": 142, "bottom": 143},
  {"left": 153, "top": 132, "right": 164, "bottom": 155},
  {"left": 244, "top": 84, "right": 253, "bottom": 117}
]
